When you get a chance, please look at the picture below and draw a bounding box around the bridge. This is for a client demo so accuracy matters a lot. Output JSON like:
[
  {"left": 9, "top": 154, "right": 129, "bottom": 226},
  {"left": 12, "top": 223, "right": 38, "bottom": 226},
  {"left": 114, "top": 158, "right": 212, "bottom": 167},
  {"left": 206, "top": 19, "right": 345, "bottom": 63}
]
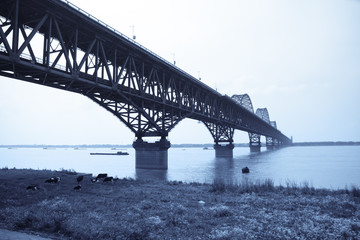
[{"left": 0, "top": 0, "right": 292, "bottom": 169}]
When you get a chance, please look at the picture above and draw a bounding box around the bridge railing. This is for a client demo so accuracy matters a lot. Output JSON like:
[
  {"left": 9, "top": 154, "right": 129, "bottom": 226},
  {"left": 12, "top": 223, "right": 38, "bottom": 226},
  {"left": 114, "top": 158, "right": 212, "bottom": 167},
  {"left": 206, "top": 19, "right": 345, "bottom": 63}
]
[
  {"left": 0, "top": 45, "right": 67, "bottom": 71},
  {"left": 58, "top": 0, "right": 218, "bottom": 94}
]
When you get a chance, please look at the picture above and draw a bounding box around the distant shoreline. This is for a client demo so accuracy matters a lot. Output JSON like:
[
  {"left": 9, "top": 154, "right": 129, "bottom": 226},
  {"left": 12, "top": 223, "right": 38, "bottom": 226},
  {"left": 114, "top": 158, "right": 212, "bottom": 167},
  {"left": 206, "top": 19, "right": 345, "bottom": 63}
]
[
  {"left": 0, "top": 141, "right": 359, "bottom": 149},
  {"left": 291, "top": 141, "right": 360, "bottom": 147}
]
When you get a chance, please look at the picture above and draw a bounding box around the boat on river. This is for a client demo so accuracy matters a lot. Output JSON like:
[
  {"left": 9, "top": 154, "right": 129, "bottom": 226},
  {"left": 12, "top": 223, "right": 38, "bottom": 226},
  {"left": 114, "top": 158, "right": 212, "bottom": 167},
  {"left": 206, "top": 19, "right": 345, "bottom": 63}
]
[{"left": 90, "top": 151, "right": 129, "bottom": 156}]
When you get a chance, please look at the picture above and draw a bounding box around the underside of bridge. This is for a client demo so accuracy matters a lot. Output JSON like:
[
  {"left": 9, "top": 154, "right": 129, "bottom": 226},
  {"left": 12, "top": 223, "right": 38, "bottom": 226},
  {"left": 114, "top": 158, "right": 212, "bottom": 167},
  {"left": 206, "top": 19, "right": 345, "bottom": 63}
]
[{"left": 0, "top": 0, "right": 292, "bottom": 169}]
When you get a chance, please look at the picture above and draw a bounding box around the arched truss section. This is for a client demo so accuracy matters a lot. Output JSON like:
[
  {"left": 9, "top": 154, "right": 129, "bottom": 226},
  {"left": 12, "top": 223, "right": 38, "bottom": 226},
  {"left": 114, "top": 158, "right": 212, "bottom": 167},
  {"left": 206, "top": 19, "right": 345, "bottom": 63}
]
[
  {"left": 203, "top": 122, "right": 234, "bottom": 144},
  {"left": 255, "top": 108, "right": 270, "bottom": 124},
  {"left": 231, "top": 94, "right": 254, "bottom": 113},
  {"left": 250, "top": 108, "right": 272, "bottom": 147},
  {"left": 88, "top": 94, "right": 187, "bottom": 138}
]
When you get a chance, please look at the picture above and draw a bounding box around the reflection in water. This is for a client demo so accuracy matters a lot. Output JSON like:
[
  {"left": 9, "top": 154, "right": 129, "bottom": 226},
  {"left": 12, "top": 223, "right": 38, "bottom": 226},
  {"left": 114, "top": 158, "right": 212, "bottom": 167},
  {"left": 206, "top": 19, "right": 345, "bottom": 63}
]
[
  {"left": 212, "top": 149, "right": 276, "bottom": 185},
  {"left": 136, "top": 148, "right": 288, "bottom": 185},
  {"left": 213, "top": 157, "right": 234, "bottom": 184},
  {"left": 249, "top": 148, "right": 275, "bottom": 159},
  {"left": 136, "top": 168, "right": 167, "bottom": 181}
]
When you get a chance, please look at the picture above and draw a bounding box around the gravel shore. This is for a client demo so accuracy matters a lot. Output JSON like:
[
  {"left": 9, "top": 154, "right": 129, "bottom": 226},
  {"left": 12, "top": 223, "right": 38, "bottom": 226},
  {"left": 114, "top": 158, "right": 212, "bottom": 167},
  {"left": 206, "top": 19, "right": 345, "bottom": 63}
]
[{"left": 0, "top": 168, "right": 359, "bottom": 239}]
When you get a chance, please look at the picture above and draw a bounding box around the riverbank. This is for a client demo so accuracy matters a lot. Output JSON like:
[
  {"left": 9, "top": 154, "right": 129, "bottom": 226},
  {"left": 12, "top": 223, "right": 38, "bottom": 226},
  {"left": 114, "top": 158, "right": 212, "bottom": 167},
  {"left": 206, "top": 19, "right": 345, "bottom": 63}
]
[{"left": 0, "top": 168, "right": 359, "bottom": 239}]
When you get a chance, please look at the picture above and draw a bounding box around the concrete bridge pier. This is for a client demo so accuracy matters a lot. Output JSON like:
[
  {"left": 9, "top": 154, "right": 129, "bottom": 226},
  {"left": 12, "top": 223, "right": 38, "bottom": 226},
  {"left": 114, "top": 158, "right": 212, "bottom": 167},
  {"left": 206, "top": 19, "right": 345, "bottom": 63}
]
[
  {"left": 267, "top": 142, "right": 281, "bottom": 150},
  {"left": 132, "top": 137, "right": 171, "bottom": 170},
  {"left": 266, "top": 144, "right": 274, "bottom": 150},
  {"left": 266, "top": 137, "right": 277, "bottom": 150},
  {"left": 214, "top": 143, "right": 234, "bottom": 157},
  {"left": 250, "top": 143, "right": 261, "bottom": 152},
  {"left": 249, "top": 133, "right": 261, "bottom": 152}
]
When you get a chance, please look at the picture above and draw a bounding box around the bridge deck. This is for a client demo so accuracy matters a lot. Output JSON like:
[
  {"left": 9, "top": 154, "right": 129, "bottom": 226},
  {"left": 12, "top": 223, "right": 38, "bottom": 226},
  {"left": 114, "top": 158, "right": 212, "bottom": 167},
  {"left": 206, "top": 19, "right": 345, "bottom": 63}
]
[{"left": 0, "top": 0, "right": 291, "bottom": 144}]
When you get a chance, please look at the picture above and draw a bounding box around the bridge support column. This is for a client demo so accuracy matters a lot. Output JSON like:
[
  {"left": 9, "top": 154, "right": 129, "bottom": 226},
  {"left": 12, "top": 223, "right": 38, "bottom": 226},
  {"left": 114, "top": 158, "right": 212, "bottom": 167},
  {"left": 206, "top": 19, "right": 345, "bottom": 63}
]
[
  {"left": 133, "top": 137, "right": 171, "bottom": 170},
  {"left": 266, "top": 136, "right": 274, "bottom": 150},
  {"left": 249, "top": 133, "right": 261, "bottom": 152},
  {"left": 250, "top": 144, "right": 261, "bottom": 152},
  {"left": 203, "top": 122, "right": 235, "bottom": 158},
  {"left": 214, "top": 143, "right": 234, "bottom": 158},
  {"left": 266, "top": 144, "right": 274, "bottom": 150},
  {"left": 267, "top": 138, "right": 280, "bottom": 150}
]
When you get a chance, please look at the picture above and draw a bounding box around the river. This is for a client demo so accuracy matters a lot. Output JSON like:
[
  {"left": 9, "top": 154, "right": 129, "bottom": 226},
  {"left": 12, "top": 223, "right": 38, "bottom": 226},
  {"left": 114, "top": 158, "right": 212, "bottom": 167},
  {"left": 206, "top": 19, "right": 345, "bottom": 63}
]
[{"left": 1, "top": 145, "right": 359, "bottom": 189}]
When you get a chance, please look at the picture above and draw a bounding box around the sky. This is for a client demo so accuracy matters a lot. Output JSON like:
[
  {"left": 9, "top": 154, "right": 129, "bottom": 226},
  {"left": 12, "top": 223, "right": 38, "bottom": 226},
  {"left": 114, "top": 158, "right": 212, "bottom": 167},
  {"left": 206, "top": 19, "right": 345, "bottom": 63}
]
[{"left": 0, "top": 0, "right": 360, "bottom": 145}]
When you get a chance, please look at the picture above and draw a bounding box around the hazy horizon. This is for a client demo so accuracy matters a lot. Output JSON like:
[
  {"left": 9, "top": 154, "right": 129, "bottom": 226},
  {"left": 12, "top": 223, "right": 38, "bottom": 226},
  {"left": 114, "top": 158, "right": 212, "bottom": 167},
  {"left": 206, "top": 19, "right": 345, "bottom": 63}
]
[{"left": 1, "top": 141, "right": 360, "bottom": 147}]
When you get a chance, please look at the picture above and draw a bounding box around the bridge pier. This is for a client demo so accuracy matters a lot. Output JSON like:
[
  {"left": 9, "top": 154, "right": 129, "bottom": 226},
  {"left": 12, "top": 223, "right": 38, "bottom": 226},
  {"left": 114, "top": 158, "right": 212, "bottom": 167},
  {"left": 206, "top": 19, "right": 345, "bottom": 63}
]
[
  {"left": 249, "top": 133, "right": 261, "bottom": 152},
  {"left": 214, "top": 143, "right": 234, "bottom": 157},
  {"left": 266, "top": 136, "right": 274, "bottom": 150},
  {"left": 249, "top": 142, "right": 261, "bottom": 152},
  {"left": 266, "top": 138, "right": 280, "bottom": 150},
  {"left": 266, "top": 145, "right": 276, "bottom": 151},
  {"left": 250, "top": 145, "right": 261, "bottom": 152},
  {"left": 266, "top": 144, "right": 274, "bottom": 150},
  {"left": 267, "top": 143, "right": 286, "bottom": 150},
  {"left": 132, "top": 137, "right": 171, "bottom": 170}
]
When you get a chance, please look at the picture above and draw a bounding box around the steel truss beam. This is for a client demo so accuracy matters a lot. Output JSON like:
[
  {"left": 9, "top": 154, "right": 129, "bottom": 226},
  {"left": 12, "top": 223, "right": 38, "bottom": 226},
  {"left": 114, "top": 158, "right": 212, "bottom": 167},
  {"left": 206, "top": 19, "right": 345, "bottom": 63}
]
[
  {"left": 0, "top": 0, "right": 291, "bottom": 144},
  {"left": 203, "top": 122, "right": 234, "bottom": 144}
]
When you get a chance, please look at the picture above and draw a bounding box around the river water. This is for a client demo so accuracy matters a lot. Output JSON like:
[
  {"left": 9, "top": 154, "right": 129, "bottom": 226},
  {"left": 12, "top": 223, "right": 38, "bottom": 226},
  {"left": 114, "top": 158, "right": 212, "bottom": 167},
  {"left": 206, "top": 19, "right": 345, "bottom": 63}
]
[{"left": 1, "top": 146, "right": 359, "bottom": 189}]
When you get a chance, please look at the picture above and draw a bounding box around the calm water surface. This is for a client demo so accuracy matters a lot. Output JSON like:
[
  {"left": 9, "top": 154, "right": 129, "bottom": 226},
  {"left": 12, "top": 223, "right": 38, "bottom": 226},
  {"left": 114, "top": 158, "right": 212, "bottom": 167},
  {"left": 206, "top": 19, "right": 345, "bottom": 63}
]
[{"left": 1, "top": 146, "right": 359, "bottom": 189}]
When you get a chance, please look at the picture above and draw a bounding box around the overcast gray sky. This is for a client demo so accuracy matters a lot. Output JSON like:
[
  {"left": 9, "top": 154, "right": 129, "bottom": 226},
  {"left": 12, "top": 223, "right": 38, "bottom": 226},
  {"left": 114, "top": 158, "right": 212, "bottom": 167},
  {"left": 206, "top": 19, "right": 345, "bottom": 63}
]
[{"left": 1, "top": 0, "right": 359, "bottom": 145}]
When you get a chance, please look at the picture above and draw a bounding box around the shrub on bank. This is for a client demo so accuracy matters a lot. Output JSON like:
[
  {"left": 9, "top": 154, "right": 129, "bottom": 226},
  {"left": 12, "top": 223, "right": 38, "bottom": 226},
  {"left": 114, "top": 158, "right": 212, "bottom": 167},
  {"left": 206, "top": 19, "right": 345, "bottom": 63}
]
[
  {"left": 351, "top": 186, "right": 360, "bottom": 198},
  {"left": 58, "top": 168, "right": 77, "bottom": 175},
  {"left": 210, "top": 178, "right": 276, "bottom": 193}
]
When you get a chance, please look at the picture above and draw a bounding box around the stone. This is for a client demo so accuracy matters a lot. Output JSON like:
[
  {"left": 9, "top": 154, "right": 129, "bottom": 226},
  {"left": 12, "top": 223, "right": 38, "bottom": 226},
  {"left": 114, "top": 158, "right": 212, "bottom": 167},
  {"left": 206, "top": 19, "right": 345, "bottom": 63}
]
[{"left": 242, "top": 167, "right": 250, "bottom": 174}]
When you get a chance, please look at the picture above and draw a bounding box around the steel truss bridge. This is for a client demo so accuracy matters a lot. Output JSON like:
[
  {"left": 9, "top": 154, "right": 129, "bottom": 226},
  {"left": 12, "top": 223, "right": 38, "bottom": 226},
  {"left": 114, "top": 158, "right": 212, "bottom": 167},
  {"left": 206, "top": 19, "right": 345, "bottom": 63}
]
[{"left": 0, "top": 0, "right": 291, "bottom": 167}]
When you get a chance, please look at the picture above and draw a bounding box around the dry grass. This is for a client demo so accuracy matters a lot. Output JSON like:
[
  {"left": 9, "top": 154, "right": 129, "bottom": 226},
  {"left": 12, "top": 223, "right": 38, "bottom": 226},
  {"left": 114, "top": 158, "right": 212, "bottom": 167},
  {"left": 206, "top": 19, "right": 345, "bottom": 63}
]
[{"left": 0, "top": 168, "right": 359, "bottom": 239}]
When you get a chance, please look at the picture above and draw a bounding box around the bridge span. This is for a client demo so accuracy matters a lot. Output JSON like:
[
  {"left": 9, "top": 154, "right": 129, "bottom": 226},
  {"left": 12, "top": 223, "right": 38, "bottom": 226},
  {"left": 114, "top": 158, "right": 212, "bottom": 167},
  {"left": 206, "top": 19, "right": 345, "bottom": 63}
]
[{"left": 0, "top": 0, "right": 291, "bottom": 169}]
